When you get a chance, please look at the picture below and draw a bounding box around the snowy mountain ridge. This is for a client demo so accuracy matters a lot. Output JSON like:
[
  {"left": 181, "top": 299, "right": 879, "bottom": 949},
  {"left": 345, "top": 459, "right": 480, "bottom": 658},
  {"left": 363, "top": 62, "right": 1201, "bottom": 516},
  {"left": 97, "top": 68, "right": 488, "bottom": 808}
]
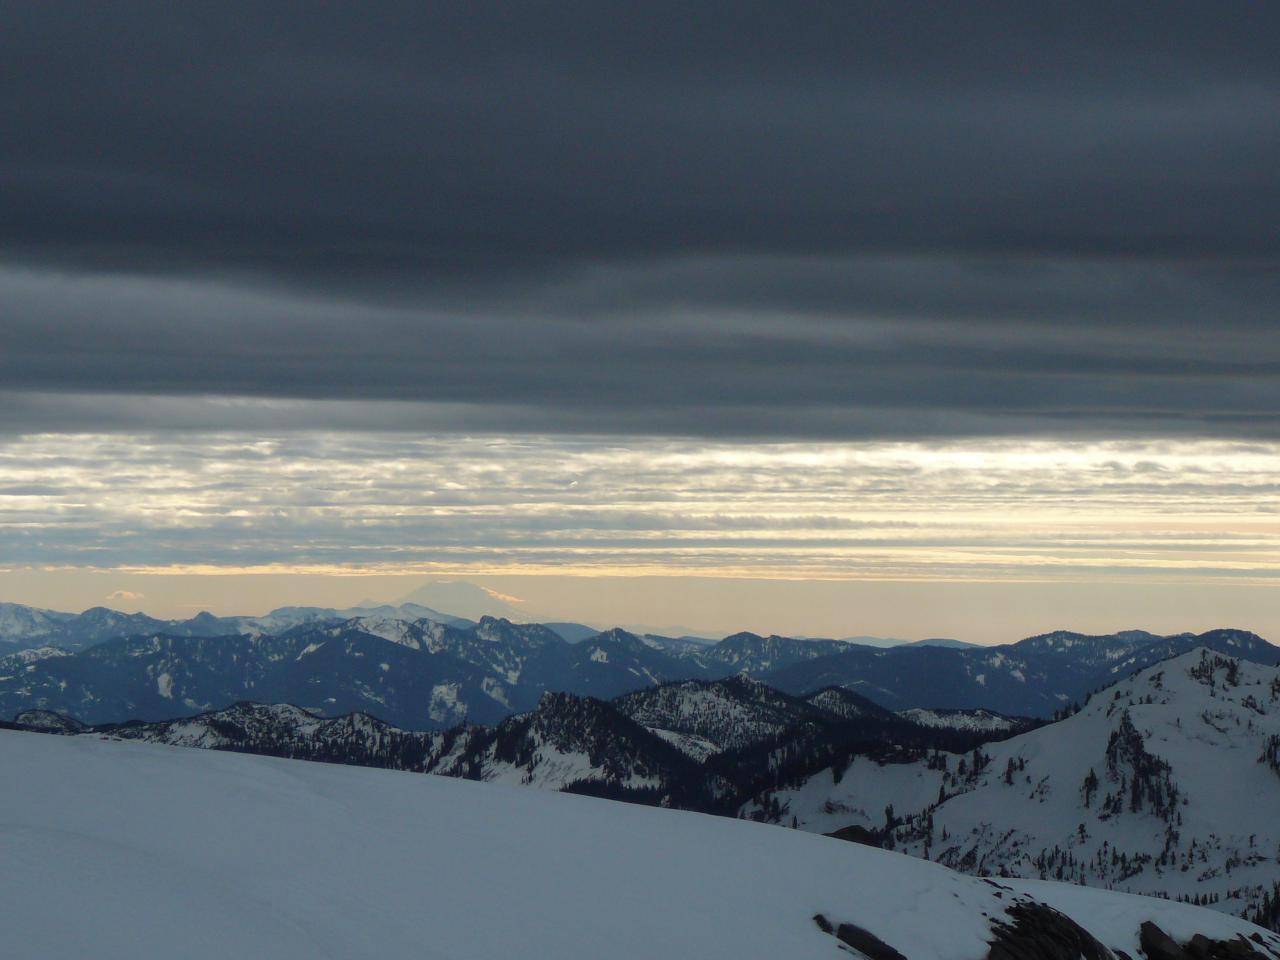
[
  {"left": 743, "top": 648, "right": 1280, "bottom": 930},
  {"left": 11, "top": 671, "right": 1023, "bottom": 815}
]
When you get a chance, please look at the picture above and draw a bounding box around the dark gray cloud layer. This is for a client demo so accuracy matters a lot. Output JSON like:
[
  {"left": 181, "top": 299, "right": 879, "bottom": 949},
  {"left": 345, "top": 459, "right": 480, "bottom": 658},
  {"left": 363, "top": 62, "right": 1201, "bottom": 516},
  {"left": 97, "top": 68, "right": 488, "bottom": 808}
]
[{"left": 2, "top": 3, "right": 1278, "bottom": 438}]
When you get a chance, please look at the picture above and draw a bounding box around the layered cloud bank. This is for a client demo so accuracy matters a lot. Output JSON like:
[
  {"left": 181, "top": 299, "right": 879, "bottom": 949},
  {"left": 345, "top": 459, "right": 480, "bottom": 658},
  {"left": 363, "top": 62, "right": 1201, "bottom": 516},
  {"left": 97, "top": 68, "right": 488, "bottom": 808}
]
[{"left": 2, "top": 433, "right": 1276, "bottom": 583}]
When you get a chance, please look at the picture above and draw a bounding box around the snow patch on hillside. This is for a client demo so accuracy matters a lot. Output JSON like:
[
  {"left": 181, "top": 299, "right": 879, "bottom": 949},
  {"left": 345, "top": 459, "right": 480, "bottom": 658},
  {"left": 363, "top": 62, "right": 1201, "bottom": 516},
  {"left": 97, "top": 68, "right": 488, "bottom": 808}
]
[
  {"left": 647, "top": 726, "right": 720, "bottom": 762},
  {"left": 898, "top": 707, "right": 1022, "bottom": 733}
]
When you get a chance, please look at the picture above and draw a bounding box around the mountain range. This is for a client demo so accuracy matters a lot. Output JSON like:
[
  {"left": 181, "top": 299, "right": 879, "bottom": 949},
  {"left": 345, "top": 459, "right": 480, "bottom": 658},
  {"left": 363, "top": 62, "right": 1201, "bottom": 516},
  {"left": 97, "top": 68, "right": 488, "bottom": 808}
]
[
  {"left": 0, "top": 599, "right": 472, "bottom": 652},
  {"left": 2, "top": 598, "right": 1277, "bottom": 728}
]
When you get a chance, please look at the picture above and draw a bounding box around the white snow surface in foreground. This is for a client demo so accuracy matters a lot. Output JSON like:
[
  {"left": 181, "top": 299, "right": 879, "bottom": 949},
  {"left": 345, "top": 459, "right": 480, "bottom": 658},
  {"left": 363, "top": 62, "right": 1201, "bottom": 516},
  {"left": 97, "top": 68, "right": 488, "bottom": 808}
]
[{"left": 1, "top": 728, "right": 1275, "bottom": 960}]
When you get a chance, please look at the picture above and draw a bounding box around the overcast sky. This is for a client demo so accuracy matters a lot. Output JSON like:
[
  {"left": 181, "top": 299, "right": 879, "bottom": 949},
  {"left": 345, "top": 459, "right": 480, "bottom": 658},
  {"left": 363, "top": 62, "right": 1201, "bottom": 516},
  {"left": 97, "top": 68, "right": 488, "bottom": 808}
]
[{"left": 2, "top": 4, "right": 1277, "bottom": 638}]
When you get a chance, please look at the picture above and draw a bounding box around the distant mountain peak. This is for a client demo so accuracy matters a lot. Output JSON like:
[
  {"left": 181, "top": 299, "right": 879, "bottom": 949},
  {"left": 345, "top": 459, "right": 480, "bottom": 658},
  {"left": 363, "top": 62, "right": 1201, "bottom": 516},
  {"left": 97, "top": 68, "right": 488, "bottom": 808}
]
[{"left": 393, "top": 580, "right": 526, "bottom": 622}]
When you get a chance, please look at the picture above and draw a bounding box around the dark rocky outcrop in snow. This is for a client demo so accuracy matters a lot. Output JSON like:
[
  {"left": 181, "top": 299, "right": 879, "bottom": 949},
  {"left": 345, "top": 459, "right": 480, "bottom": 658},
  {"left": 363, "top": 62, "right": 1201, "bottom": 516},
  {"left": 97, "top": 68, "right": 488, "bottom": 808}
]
[
  {"left": 987, "top": 901, "right": 1116, "bottom": 960},
  {"left": 1139, "top": 920, "right": 1279, "bottom": 960},
  {"left": 812, "top": 901, "right": 1280, "bottom": 960},
  {"left": 812, "top": 913, "right": 909, "bottom": 960}
]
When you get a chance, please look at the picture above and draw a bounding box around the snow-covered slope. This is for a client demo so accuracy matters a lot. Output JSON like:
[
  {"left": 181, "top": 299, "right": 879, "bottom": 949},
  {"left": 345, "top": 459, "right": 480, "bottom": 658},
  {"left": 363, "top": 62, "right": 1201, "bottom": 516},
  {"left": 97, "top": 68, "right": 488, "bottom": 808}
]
[
  {"left": 2, "top": 727, "right": 1276, "bottom": 960},
  {"left": 896, "top": 707, "right": 1037, "bottom": 735},
  {"left": 745, "top": 648, "right": 1280, "bottom": 928},
  {"left": 765, "top": 756, "right": 950, "bottom": 836},
  {"left": 467, "top": 691, "right": 709, "bottom": 801}
]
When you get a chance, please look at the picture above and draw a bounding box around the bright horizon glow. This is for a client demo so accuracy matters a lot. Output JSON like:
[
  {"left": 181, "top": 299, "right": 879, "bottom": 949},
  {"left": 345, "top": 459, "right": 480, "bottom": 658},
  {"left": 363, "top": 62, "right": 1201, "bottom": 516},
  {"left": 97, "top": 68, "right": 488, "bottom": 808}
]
[{"left": 2, "top": 433, "right": 1278, "bottom": 642}]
